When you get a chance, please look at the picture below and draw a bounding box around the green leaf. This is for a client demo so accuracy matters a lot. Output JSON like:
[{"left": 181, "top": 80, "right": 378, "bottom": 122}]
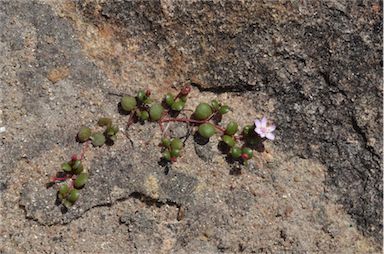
[
  {"left": 106, "top": 126, "right": 116, "bottom": 136},
  {"left": 164, "top": 93, "right": 174, "bottom": 106},
  {"left": 112, "top": 125, "right": 119, "bottom": 134},
  {"left": 222, "top": 135, "right": 236, "bottom": 147},
  {"left": 72, "top": 160, "right": 84, "bottom": 174},
  {"left": 91, "top": 132, "right": 106, "bottom": 147},
  {"left": 162, "top": 151, "right": 171, "bottom": 161},
  {"left": 170, "top": 138, "right": 183, "bottom": 150},
  {"left": 198, "top": 123, "right": 216, "bottom": 138},
  {"left": 59, "top": 184, "right": 69, "bottom": 197},
  {"left": 74, "top": 173, "right": 88, "bottom": 189},
  {"left": 242, "top": 125, "right": 253, "bottom": 135},
  {"left": 170, "top": 148, "right": 181, "bottom": 158},
  {"left": 218, "top": 105, "right": 230, "bottom": 115},
  {"left": 66, "top": 189, "right": 79, "bottom": 203},
  {"left": 77, "top": 127, "right": 91, "bottom": 142},
  {"left": 171, "top": 100, "right": 185, "bottom": 111},
  {"left": 210, "top": 100, "right": 220, "bottom": 111},
  {"left": 194, "top": 103, "right": 212, "bottom": 120},
  {"left": 161, "top": 138, "right": 171, "bottom": 148},
  {"left": 61, "top": 162, "right": 72, "bottom": 172},
  {"left": 121, "top": 96, "right": 137, "bottom": 112},
  {"left": 139, "top": 111, "right": 149, "bottom": 121},
  {"left": 230, "top": 146, "right": 241, "bottom": 159},
  {"left": 242, "top": 147, "right": 253, "bottom": 159},
  {"left": 137, "top": 90, "right": 146, "bottom": 102},
  {"left": 149, "top": 103, "right": 164, "bottom": 121},
  {"left": 143, "top": 98, "right": 153, "bottom": 105},
  {"left": 97, "top": 118, "right": 112, "bottom": 127},
  {"left": 62, "top": 200, "right": 73, "bottom": 208},
  {"left": 225, "top": 121, "right": 238, "bottom": 136}
]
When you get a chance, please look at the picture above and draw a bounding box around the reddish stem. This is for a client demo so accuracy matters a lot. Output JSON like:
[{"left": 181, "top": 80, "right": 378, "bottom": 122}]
[
  {"left": 174, "top": 85, "right": 191, "bottom": 101},
  {"left": 159, "top": 121, "right": 164, "bottom": 133},
  {"left": 68, "top": 178, "right": 75, "bottom": 188},
  {"left": 158, "top": 110, "right": 170, "bottom": 134},
  {"left": 234, "top": 134, "right": 243, "bottom": 141},
  {"left": 127, "top": 111, "right": 135, "bottom": 128},
  {"left": 79, "top": 141, "right": 90, "bottom": 160},
  {"left": 160, "top": 117, "right": 226, "bottom": 133},
  {"left": 214, "top": 125, "right": 226, "bottom": 133},
  {"left": 161, "top": 117, "right": 204, "bottom": 124},
  {"left": 50, "top": 177, "right": 67, "bottom": 182}
]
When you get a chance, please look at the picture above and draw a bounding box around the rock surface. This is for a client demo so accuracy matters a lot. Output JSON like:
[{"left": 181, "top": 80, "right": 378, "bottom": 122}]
[{"left": 0, "top": 0, "right": 382, "bottom": 253}]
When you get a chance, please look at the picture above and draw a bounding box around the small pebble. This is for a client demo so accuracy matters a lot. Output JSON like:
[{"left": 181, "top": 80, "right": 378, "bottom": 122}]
[
  {"left": 264, "top": 153, "right": 273, "bottom": 162},
  {"left": 0, "top": 126, "right": 5, "bottom": 133}
]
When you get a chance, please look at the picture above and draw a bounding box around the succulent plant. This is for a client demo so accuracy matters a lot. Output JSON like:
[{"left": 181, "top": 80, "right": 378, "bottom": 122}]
[{"left": 49, "top": 85, "right": 276, "bottom": 209}]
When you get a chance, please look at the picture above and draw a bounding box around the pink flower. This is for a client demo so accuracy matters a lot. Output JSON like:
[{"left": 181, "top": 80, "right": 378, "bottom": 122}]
[{"left": 254, "top": 116, "right": 276, "bottom": 140}]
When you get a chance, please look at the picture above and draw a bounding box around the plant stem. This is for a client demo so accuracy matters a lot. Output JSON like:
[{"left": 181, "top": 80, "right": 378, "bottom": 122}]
[
  {"left": 160, "top": 117, "right": 226, "bottom": 132},
  {"left": 51, "top": 177, "right": 67, "bottom": 182},
  {"left": 161, "top": 117, "right": 204, "bottom": 124},
  {"left": 79, "top": 141, "right": 90, "bottom": 160},
  {"left": 127, "top": 111, "right": 135, "bottom": 127}
]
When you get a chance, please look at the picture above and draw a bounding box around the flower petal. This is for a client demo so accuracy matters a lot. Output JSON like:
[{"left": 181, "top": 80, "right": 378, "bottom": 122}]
[
  {"left": 254, "top": 119, "right": 261, "bottom": 127},
  {"left": 256, "top": 128, "right": 266, "bottom": 137},
  {"left": 268, "top": 124, "right": 276, "bottom": 132},
  {"left": 261, "top": 116, "right": 267, "bottom": 127},
  {"left": 265, "top": 132, "right": 275, "bottom": 140}
]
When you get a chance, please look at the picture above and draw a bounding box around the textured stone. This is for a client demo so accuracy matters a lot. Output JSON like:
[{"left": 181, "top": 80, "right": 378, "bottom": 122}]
[
  {"left": 76, "top": 0, "right": 382, "bottom": 242},
  {"left": 0, "top": 0, "right": 382, "bottom": 253}
]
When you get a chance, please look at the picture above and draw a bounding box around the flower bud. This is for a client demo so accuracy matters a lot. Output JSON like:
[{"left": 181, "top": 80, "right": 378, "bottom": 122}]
[{"left": 180, "top": 85, "right": 191, "bottom": 96}]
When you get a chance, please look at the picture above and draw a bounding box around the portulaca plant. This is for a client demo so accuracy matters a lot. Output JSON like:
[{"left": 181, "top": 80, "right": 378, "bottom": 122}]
[{"left": 48, "top": 84, "right": 275, "bottom": 208}]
